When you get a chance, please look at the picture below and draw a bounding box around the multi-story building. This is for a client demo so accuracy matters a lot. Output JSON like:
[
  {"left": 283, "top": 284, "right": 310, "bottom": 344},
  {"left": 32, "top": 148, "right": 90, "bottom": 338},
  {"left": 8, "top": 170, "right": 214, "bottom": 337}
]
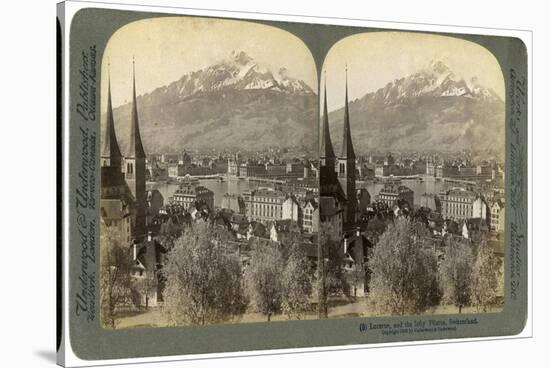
[
  {"left": 458, "top": 166, "right": 477, "bottom": 179},
  {"left": 286, "top": 162, "right": 305, "bottom": 177},
  {"left": 282, "top": 196, "right": 300, "bottom": 223},
  {"left": 243, "top": 188, "right": 286, "bottom": 222},
  {"left": 375, "top": 164, "right": 418, "bottom": 177},
  {"left": 426, "top": 161, "right": 436, "bottom": 176},
  {"left": 280, "top": 177, "right": 319, "bottom": 200},
  {"left": 477, "top": 164, "right": 493, "bottom": 179},
  {"left": 301, "top": 199, "right": 319, "bottom": 233},
  {"left": 227, "top": 157, "right": 240, "bottom": 176},
  {"left": 239, "top": 163, "right": 267, "bottom": 178},
  {"left": 440, "top": 187, "right": 488, "bottom": 221},
  {"left": 375, "top": 165, "right": 389, "bottom": 178},
  {"left": 208, "top": 158, "right": 228, "bottom": 175},
  {"left": 376, "top": 184, "right": 414, "bottom": 208},
  {"left": 304, "top": 161, "right": 319, "bottom": 179},
  {"left": 436, "top": 166, "right": 459, "bottom": 178},
  {"left": 172, "top": 183, "right": 214, "bottom": 211},
  {"left": 266, "top": 164, "right": 287, "bottom": 177},
  {"left": 167, "top": 163, "right": 182, "bottom": 178},
  {"left": 490, "top": 199, "right": 505, "bottom": 232},
  {"left": 168, "top": 162, "right": 222, "bottom": 178}
]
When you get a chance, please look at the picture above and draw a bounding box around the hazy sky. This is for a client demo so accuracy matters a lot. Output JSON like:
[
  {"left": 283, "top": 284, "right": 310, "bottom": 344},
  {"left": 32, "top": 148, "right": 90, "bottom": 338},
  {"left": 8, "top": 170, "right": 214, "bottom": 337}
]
[
  {"left": 101, "top": 16, "right": 317, "bottom": 110},
  {"left": 322, "top": 32, "right": 505, "bottom": 112}
]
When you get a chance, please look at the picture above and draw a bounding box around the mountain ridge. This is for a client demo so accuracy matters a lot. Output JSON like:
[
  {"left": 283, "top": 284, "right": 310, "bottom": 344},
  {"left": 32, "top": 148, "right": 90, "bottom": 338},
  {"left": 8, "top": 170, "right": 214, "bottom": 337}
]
[
  {"left": 109, "top": 51, "right": 317, "bottom": 154},
  {"left": 327, "top": 60, "right": 505, "bottom": 156}
]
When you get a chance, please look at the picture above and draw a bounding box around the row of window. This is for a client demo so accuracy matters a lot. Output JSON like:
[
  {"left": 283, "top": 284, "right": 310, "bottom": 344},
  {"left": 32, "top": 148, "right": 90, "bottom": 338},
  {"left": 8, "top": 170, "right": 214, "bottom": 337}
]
[
  {"left": 444, "top": 196, "right": 474, "bottom": 203},
  {"left": 251, "top": 203, "right": 281, "bottom": 218},
  {"left": 247, "top": 197, "right": 284, "bottom": 204},
  {"left": 444, "top": 201, "right": 472, "bottom": 218}
]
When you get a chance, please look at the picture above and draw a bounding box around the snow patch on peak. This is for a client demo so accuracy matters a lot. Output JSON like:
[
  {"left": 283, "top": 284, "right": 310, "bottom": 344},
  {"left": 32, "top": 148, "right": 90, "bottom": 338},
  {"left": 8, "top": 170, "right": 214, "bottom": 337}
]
[
  {"left": 441, "top": 86, "right": 468, "bottom": 97},
  {"left": 371, "top": 60, "right": 502, "bottom": 103},
  {"left": 171, "top": 50, "right": 314, "bottom": 97}
]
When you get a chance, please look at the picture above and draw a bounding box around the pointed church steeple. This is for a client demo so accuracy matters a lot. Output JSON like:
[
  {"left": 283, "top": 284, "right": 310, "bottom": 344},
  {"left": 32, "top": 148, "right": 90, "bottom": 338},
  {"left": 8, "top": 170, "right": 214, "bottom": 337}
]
[
  {"left": 337, "top": 66, "right": 357, "bottom": 229},
  {"left": 320, "top": 74, "right": 336, "bottom": 168},
  {"left": 101, "top": 66, "right": 122, "bottom": 168},
  {"left": 124, "top": 58, "right": 147, "bottom": 238},
  {"left": 128, "top": 57, "right": 146, "bottom": 159},
  {"left": 340, "top": 65, "right": 356, "bottom": 159}
]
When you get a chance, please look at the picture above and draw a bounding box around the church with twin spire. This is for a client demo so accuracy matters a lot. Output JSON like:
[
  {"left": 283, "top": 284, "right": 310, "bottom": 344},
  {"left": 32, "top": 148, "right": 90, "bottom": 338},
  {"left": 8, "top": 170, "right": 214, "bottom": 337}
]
[
  {"left": 100, "top": 60, "right": 148, "bottom": 243},
  {"left": 319, "top": 69, "right": 360, "bottom": 239}
]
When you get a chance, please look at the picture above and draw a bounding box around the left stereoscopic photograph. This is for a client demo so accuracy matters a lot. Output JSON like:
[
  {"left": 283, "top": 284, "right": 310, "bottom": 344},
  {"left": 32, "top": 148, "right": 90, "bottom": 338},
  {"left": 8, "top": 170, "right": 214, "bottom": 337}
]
[{"left": 99, "top": 16, "right": 320, "bottom": 329}]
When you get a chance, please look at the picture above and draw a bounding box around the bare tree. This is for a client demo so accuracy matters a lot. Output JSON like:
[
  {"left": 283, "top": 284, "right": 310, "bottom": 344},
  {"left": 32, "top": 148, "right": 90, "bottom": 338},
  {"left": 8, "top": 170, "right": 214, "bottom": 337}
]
[
  {"left": 245, "top": 241, "right": 284, "bottom": 321},
  {"left": 440, "top": 238, "right": 474, "bottom": 313},
  {"left": 100, "top": 224, "right": 133, "bottom": 329},
  {"left": 368, "top": 217, "right": 438, "bottom": 316},
  {"left": 131, "top": 269, "right": 158, "bottom": 310},
  {"left": 161, "top": 220, "right": 247, "bottom": 326},
  {"left": 346, "top": 266, "right": 365, "bottom": 298},
  {"left": 281, "top": 242, "right": 313, "bottom": 319},
  {"left": 157, "top": 217, "right": 182, "bottom": 249},
  {"left": 317, "top": 222, "right": 347, "bottom": 319},
  {"left": 471, "top": 240, "right": 502, "bottom": 312}
]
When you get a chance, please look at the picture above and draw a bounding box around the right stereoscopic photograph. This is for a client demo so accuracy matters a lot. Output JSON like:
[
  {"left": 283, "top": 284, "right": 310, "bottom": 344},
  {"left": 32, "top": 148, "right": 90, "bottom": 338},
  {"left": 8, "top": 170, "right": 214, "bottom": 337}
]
[{"left": 319, "top": 31, "right": 505, "bottom": 317}]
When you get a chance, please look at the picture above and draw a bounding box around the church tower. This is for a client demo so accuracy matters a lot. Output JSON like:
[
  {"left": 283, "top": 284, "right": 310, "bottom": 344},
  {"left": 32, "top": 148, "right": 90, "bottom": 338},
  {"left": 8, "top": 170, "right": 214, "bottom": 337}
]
[
  {"left": 337, "top": 67, "right": 357, "bottom": 227},
  {"left": 100, "top": 66, "right": 135, "bottom": 246},
  {"left": 320, "top": 78, "right": 336, "bottom": 170},
  {"left": 125, "top": 58, "right": 147, "bottom": 237},
  {"left": 101, "top": 69, "right": 122, "bottom": 169}
]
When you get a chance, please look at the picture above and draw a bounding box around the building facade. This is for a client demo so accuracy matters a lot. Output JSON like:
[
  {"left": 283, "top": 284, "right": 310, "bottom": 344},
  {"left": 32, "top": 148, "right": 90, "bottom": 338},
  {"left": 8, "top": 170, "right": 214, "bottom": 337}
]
[
  {"left": 376, "top": 184, "right": 414, "bottom": 208},
  {"left": 302, "top": 199, "right": 319, "bottom": 234},
  {"left": 239, "top": 163, "right": 267, "bottom": 178},
  {"left": 172, "top": 183, "right": 214, "bottom": 211},
  {"left": 490, "top": 200, "right": 505, "bottom": 232},
  {"left": 440, "top": 187, "right": 488, "bottom": 221},
  {"left": 243, "top": 188, "right": 286, "bottom": 222},
  {"left": 282, "top": 196, "right": 300, "bottom": 223}
]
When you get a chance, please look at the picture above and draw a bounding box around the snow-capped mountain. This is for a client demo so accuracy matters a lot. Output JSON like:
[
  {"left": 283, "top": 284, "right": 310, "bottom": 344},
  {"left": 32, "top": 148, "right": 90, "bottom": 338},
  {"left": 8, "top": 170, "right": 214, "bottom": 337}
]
[
  {"left": 162, "top": 50, "right": 314, "bottom": 98},
  {"left": 373, "top": 60, "right": 501, "bottom": 103},
  {"left": 328, "top": 61, "right": 505, "bottom": 155},
  {"left": 110, "top": 51, "right": 317, "bottom": 153}
]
